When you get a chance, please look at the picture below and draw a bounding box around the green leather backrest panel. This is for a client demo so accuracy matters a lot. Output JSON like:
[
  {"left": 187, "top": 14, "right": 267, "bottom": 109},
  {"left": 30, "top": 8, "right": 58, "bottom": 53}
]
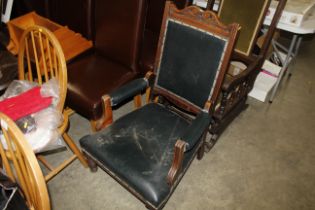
[
  {"left": 156, "top": 20, "right": 227, "bottom": 109},
  {"left": 218, "top": 0, "right": 268, "bottom": 55}
]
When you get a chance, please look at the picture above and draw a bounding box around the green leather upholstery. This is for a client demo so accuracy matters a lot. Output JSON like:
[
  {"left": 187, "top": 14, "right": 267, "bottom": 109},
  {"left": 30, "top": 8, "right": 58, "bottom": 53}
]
[
  {"left": 156, "top": 20, "right": 227, "bottom": 109},
  {"left": 80, "top": 103, "right": 199, "bottom": 208},
  {"left": 110, "top": 78, "right": 148, "bottom": 106},
  {"left": 79, "top": 3, "right": 238, "bottom": 209}
]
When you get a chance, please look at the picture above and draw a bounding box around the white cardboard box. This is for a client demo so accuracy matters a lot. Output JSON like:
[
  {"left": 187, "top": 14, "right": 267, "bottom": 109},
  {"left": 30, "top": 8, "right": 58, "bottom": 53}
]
[
  {"left": 248, "top": 72, "right": 278, "bottom": 102},
  {"left": 262, "top": 60, "right": 282, "bottom": 77},
  {"left": 248, "top": 60, "right": 283, "bottom": 102},
  {"left": 265, "top": 0, "right": 315, "bottom": 27}
]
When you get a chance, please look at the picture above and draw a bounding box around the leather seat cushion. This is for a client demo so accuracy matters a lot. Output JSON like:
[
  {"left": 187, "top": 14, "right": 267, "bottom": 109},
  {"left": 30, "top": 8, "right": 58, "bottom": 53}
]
[
  {"left": 67, "top": 52, "right": 138, "bottom": 120},
  {"left": 139, "top": 30, "right": 160, "bottom": 73},
  {"left": 80, "top": 103, "right": 197, "bottom": 208}
]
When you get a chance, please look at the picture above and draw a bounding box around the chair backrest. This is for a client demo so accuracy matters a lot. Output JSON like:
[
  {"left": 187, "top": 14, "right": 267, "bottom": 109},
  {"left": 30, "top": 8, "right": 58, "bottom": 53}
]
[
  {"left": 18, "top": 25, "right": 67, "bottom": 112},
  {"left": 153, "top": 2, "right": 239, "bottom": 114},
  {"left": 94, "top": 0, "right": 147, "bottom": 71},
  {"left": 145, "top": 0, "right": 189, "bottom": 35},
  {"left": 145, "top": 0, "right": 166, "bottom": 34},
  {"left": 218, "top": 0, "right": 271, "bottom": 56},
  {"left": 0, "top": 113, "right": 50, "bottom": 210}
]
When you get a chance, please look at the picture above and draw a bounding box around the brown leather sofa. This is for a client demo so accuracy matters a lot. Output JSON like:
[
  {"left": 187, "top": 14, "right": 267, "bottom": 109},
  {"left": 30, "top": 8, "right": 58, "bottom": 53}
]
[{"left": 66, "top": 0, "right": 147, "bottom": 130}]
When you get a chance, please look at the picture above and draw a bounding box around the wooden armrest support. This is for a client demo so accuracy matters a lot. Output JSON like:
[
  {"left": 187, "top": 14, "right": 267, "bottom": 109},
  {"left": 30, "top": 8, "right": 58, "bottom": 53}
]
[
  {"left": 222, "top": 55, "right": 263, "bottom": 91},
  {"left": 144, "top": 71, "right": 155, "bottom": 104},
  {"left": 232, "top": 51, "right": 255, "bottom": 64},
  {"left": 93, "top": 95, "right": 113, "bottom": 131},
  {"left": 167, "top": 140, "right": 187, "bottom": 186}
]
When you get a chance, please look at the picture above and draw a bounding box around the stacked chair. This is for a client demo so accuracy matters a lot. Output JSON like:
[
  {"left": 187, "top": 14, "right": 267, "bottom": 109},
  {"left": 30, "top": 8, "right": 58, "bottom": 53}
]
[
  {"left": 206, "top": 0, "right": 287, "bottom": 146},
  {"left": 79, "top": 2, "right": 239, "bottom": 209}
]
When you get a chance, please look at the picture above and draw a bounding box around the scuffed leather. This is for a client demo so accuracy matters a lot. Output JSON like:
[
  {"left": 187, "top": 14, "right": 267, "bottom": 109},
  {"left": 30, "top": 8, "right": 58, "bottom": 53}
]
[
  {"left": 110, "top": 78, "right": 148, "bottom": 106},
  {"left": 80, "top": 103, "right": 198, "bottom": 208}
]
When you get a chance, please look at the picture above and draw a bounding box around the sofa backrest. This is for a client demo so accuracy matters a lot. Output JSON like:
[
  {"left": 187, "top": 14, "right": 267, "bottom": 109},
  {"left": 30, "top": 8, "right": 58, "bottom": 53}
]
[{"left": 94, "top": 0, "right": 147, "bottom": 72}]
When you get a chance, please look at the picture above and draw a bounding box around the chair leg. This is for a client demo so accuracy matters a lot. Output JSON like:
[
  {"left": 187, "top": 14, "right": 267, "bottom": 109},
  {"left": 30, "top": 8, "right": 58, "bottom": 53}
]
[
  {"left": 205, "top": 132, "right": 218, "bottom": 153},
  {"left": 133, "top": 94, "right": 142, "bottom": 109},
  {"left": 197, "top": 132, "right": 207, "bottom": 160},
  {"left": 197, "top": 144, "right": 205, "bottom": 160},
  {"left": 90, "top": 95, "right": 114, "bottom": 132},
  {"left": 86, "top": 155, "right": 98, "bottom": 172},
  {"left": 62, "top": 132, "right": 88, "bottom": 168}
]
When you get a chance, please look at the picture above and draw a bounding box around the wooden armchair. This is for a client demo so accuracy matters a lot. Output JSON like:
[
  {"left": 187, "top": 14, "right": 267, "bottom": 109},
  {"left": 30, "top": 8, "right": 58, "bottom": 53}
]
[
  {"left": 18, "top": 26, "right": 88, "bottom": 181},
  {"left": 79, "top": 3, "right": 239, "bottom": 209},
  {"left": 206, "top": 0, "right": 287, "bottom": 147},
  {"left": 0, "top": 113, "right": 50, "bottom": 210}
]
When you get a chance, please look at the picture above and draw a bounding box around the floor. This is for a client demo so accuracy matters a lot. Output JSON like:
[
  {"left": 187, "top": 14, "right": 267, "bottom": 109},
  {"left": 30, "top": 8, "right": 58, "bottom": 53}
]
[{"left": 47, "top": 37, "right": 315, "bottom": 210}]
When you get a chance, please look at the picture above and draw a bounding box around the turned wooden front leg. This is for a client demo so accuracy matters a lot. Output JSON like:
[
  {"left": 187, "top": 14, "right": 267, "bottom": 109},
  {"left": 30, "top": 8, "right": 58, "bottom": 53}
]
[{"left": 91, "top": 95, "right": 113, "bottom": 132}]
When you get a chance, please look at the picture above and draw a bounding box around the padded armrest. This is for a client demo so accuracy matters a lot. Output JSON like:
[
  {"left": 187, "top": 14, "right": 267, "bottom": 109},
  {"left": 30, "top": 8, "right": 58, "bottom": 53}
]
[
  {"left": 110, "top": 78, "right": 148, "bottom": 106},
  {"left": 222, "top": 54, "right": 263, "bottom": 92},
  {"left": 167, "top": 111, "right": 211, "bottom": 186},
  {"left": 182, "top": 111, "right": 211, "bottom": 151}
]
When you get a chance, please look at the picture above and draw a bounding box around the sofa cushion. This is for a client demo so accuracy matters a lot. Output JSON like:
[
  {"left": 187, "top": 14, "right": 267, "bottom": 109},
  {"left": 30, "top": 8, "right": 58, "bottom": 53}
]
[
  {"left": 80, "top": 103, "right": 197, "bottom": 208},
  {"left": 67, "top": 52, "right": 138, "bottom": 120}
]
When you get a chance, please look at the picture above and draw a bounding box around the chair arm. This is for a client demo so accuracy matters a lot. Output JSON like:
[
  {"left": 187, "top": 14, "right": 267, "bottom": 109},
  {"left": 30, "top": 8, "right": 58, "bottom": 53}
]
[
  {"left": 110, "top": 78, "right": 148, "bottom": 106},
  {"left": 182, "top": 111, "right": 211, "bottom": 151},
  {"left": 167, "top": 111, "right": 211, "bottom": 186},
  {"left": 95, "top": 72, "right": 155, "bottom": 131},
  {"left": 222, "top": 55, "right": 263, "bottom": 92}
]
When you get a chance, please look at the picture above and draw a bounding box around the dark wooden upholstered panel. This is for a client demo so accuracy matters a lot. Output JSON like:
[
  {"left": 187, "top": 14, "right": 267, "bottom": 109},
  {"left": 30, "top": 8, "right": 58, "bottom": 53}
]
[{"left": 156, "top": 20, "right": 227, "bottom": 109}]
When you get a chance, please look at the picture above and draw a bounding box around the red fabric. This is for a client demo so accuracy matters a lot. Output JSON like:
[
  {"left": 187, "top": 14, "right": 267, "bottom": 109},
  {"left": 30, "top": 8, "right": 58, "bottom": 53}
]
[{"left": 0, "top": 87, "right": 52, "bottom": 120}]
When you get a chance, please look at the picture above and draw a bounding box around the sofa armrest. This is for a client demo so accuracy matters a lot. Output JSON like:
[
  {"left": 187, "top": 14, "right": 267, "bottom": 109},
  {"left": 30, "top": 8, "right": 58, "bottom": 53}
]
[{"left": 167, "top": 111, "right": 211, "bottom": 186}]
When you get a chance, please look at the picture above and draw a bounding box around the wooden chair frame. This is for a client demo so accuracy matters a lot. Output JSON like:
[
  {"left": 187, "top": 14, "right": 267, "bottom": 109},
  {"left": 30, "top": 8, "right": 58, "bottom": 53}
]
[
  {"left": 0, "top": 113, "right": 50, "bottom": 210},
  {"left": 206, "top": 0, "right": 287, "bottom": 147},
  {"left": 83, "top": 3, "right": 239, "bottom": 209},
  {"left": 17, "top": 25, "right": 87, "bottom": 182}
]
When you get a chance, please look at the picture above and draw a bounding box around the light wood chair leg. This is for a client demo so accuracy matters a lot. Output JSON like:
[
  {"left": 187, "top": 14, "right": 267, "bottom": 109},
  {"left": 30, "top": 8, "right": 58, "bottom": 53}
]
[
  {"left": 37, "top": 155, "right": 54, "bottom": 171},
  {"left": 134, "top": 94, "right": 142, "bottom": 109},
  {"left": 45, "top": 155, "right": 77, "bottom": 182},
  {"left": 145, "top": 87, "right": 151, "bottom": 104},
  {"left": 62, "top": 132, "right": 88, "bottom": 168}
]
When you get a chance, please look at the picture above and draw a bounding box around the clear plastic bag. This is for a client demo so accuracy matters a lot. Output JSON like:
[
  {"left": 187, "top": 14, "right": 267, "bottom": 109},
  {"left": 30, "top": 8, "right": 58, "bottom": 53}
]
[
  {"left": 0, "top": 80, "right": 37, "bottom": 100},
  {"left": 41, "top": 78, "right": 60, "bottom": 107},
  {"left": 0, "top": 79, "right": 65, "bottom": 153}
]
